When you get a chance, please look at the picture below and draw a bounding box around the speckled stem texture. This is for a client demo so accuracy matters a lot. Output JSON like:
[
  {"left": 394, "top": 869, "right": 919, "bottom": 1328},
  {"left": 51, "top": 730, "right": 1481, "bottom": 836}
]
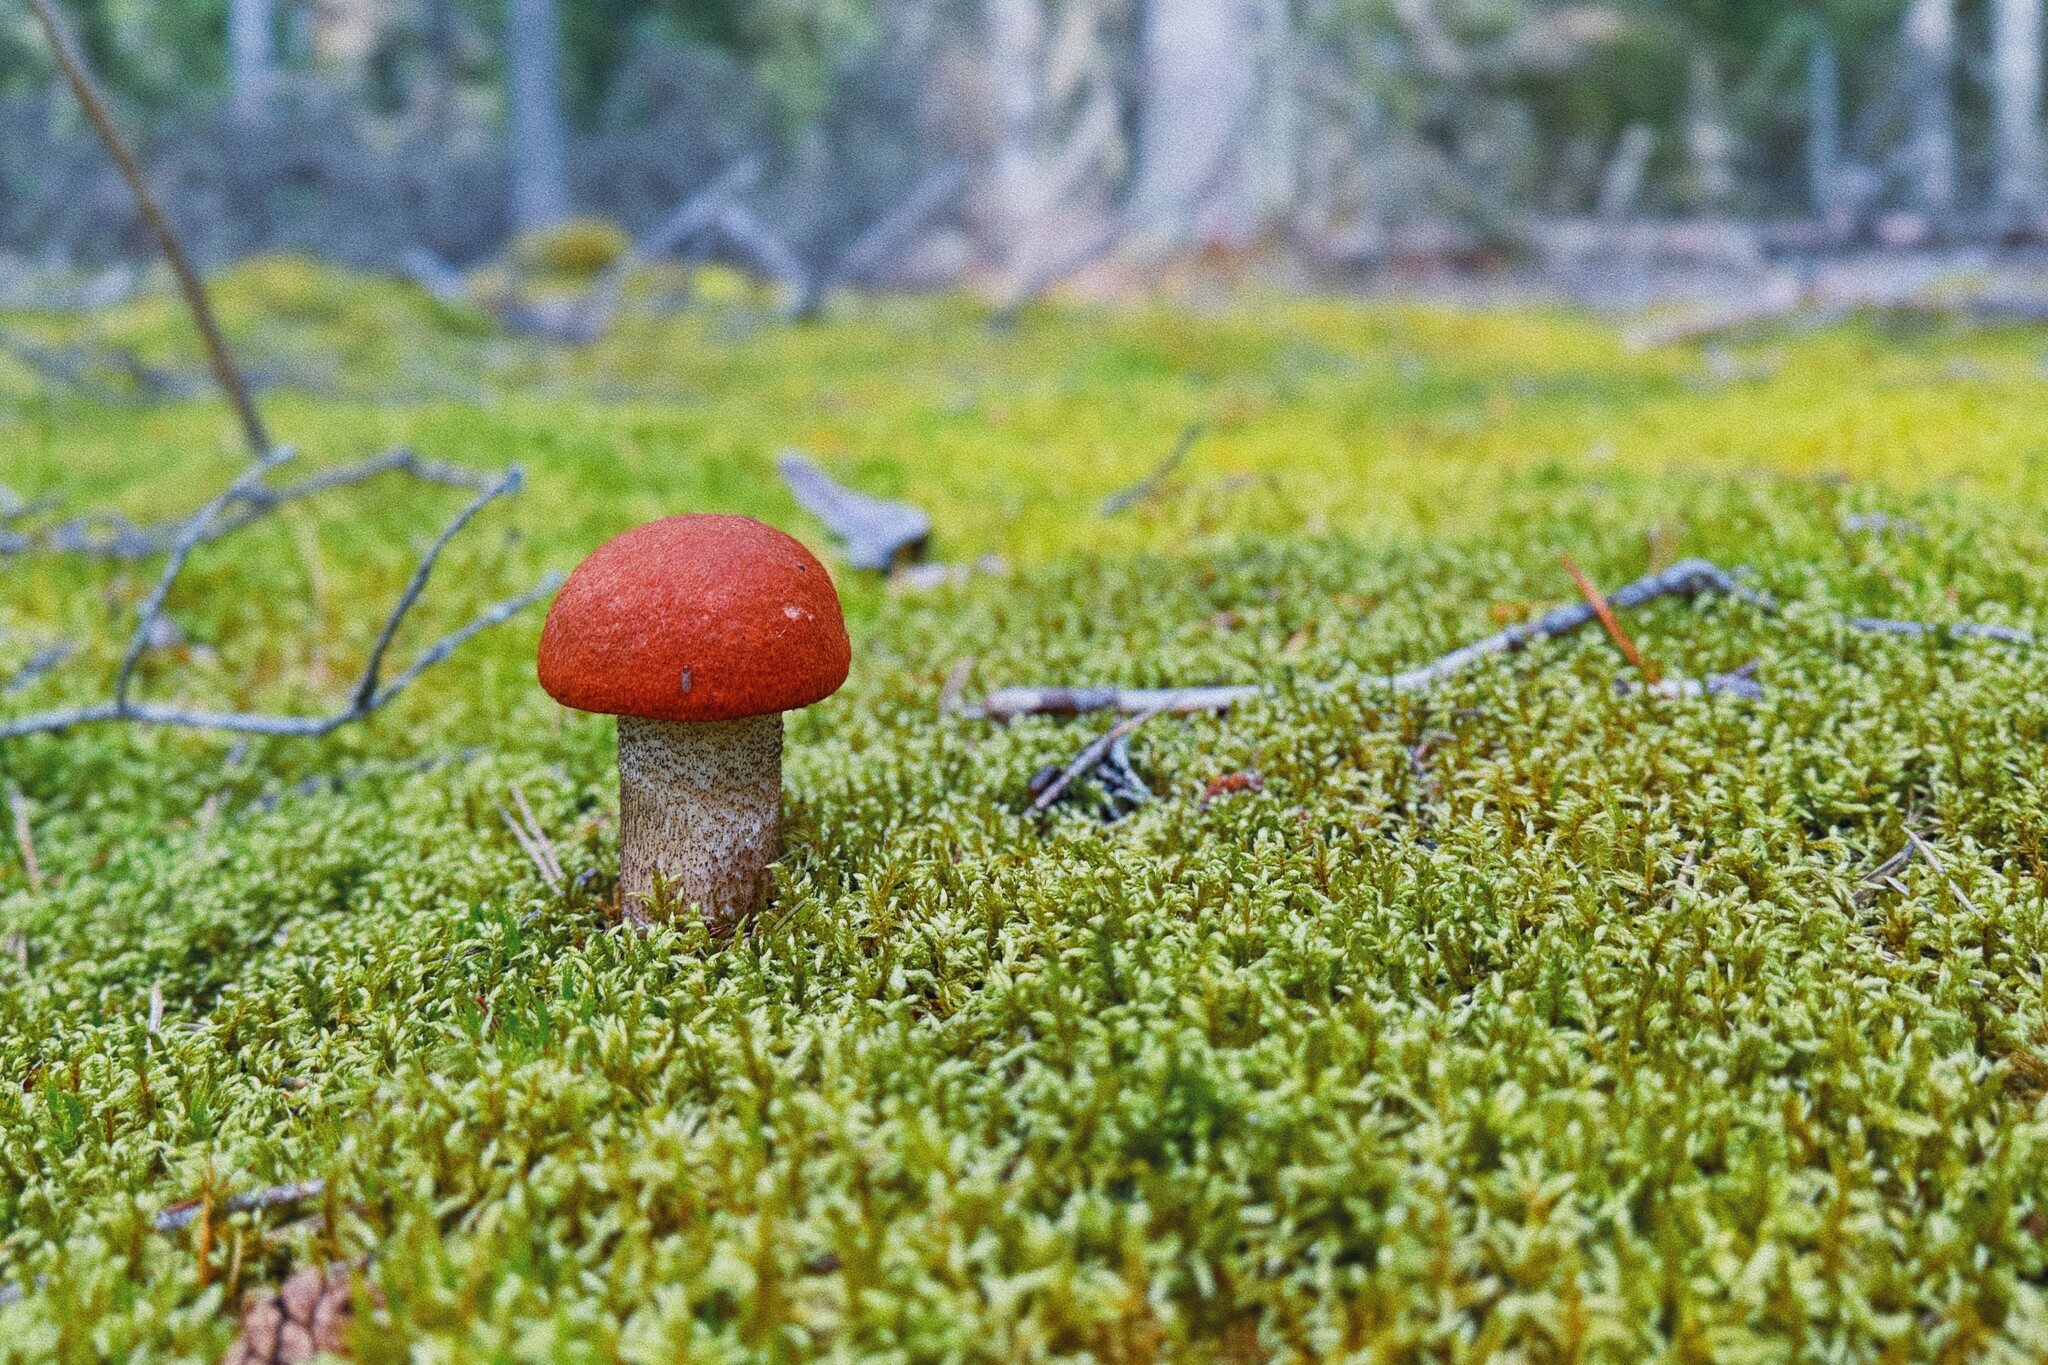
[{"left": 617, "top": 713, "right": 782, "bottom": 928}]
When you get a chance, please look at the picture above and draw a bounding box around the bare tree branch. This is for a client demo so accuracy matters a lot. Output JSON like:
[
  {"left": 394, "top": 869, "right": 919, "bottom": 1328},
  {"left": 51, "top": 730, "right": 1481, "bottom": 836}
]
[
  {"left": 0, "top": 462, "right": 559, "bottom": 741},
  {"left": 23, "top": 449, "right": 499, "bottom": 560},
  {"left": 978, "top": 558, "right": 1772, "bottom": 720},
  {"left": 777, "top": 450, "right": 931, "bottom": 570},
  {"left": 24, "top": 0, "right": 272, "bottom": 462}
]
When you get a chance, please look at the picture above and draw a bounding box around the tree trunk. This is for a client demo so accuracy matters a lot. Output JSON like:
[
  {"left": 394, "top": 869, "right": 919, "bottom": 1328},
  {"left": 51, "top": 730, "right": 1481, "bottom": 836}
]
[
  {"left": 982, "top": 0, "right": 1045, "bottom": 266},
  {"left": 1807, "top": 33, "right": 1840, "bottom": 215},
  {"left": 1903, "top": 0, "right": 1957, "bottom": 220},
  {"left": 507, "top": 0, "right": 571, "bottom": 233},
  {"left": 1132, "top": 0, "right": 1259, "bottom": 243},
  {"left": 1993, "top": 0, "right": 2045, "bottom": 225},
  {"left": 228, "top": 0, "right": 273, "bottom": 122},
  {"left": 1684, "top": 52, "right": 1735, "bottom": 212}
]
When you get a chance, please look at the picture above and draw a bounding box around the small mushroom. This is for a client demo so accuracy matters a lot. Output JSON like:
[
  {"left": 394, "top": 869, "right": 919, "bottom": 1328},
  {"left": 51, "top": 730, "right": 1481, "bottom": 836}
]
[{"left": 537, "top": 514, "right": 850, "bottom": 927}]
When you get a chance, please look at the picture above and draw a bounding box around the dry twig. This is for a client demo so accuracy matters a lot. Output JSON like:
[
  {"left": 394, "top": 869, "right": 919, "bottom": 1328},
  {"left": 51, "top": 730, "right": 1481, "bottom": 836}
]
[
  {"left": 8, "top": 787, "right": 43, "bottom": 893},
  {"left": 24, "top": 0, "right": 271, "bottom": 460},
  {"left": 777, "top": 451, "right": 931, "bottom": 570},
  {"left": 497, "top": 786, "right": 565, "bottom": 891},
  {"left": 155, "top": 1179, "right": 326, "bottom": 1233},
  {"left": 1100, "top": 422, "right": 1206, "bottom": 516},
  {"left": 0, "top": 454, "right": 559, "bottom": 740},
  {"left": 1846, "top": 617, "right": 2035, "bottom": 646},
  {"left": 979, "top": 558, "right": 1767, "bottom": 719},
  {"left": 1028, "top": 707, "right": 1170, "bottom": 814}
]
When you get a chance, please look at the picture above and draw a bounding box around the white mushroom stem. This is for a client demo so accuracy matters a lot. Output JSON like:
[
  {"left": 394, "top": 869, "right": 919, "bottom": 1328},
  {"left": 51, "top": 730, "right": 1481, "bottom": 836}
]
[{"left": 617, "top": 713, "right": 782, "bottom": 928}]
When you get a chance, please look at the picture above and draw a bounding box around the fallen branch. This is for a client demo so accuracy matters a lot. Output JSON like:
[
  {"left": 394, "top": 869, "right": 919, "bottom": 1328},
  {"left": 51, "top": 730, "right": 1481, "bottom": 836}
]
[
  {"left": 155, "top": 1178, "right": 326, "bottom": 1233},
  {"left": 1028, "top": 707, "right": 1170, "bottom": 814},
  {"left": 0, "top": 329, "right": 199, "bottom": 406},
  {"left": 1100, "top": 422, "right": 1206, "bottom": 516},
  {"left": 0, "top": 456, "right": 560, "bottom": 740},
  {"left": 978, "top": 684, "right": 1263, "bottom": 723},
  {"left": 2, "top": 643, "right": 73, "bottom": 694},
  {"left": 711, "top": 204, "right": 813, "bottom": 300},
  {"left": 1845, "top": 617, "right": 2035, "bottom": 646},
  {"left": 499, "top": 160, "right": 769, "bottom": 344},
  {"left": 1380, "top": 558, "right": 1768, "bottom": 692},
  {"left": 25, "top": 0, "right": 271, "bottom": 460},
  {"left": 777, "top": 451, "right": 931, "bottom": 570},
  {"left": 22, "top": 448, "right": 499, "bottom": 560},
  {"left": 976, "top": 558, "right": 1769, "bottom": 719},
  {"left": 497, "top": 785, "right": 565, "bottom": 891},
  {"left": 8, "top": 787, "right": 43, "bottom": 893}
]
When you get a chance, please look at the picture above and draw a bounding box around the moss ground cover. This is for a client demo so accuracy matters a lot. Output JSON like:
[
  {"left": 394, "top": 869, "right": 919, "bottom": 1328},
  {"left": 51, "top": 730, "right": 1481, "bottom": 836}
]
[{"left": 2, "top": 266, "right": 2048, "bottom": 1360}]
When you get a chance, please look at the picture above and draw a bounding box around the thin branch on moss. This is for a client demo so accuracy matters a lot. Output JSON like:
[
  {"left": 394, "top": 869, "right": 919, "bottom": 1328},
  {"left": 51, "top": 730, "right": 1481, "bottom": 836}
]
[
  {"left": 978, "top": 683, "right": 1263, "bottom": 722},
  {"left": 2, "top": 643, "right": 74, "bottom": 695},
  {"left": 8, "top": 787, "right": 43, "bottom": 893},
  {"left": 23, "top": 449, "right": 499, "bottom": 560},
  {"left": 1100, "top": 422, "right": 1206, "bottom": 516},
  {"left": 1845, "top": 617, "right": 2035, "bottom": 645},
  {"left": 1029, "top": 706, "right": 1171, "bottom": 814},
  {"left": 155, "top": 1179, "right": 326, "bottom": 1234},
  {"left": 0, "top": 462, "right": 559, "bottom": 741},
  {"left": 979, "top": 558, "right": 1769, "bottom": 720},
  {"left": 24, "top": 0, "right": 272, "bottom": 461},
  {"left": 778, "top": 451, "right": 932, "bottom": 570}
]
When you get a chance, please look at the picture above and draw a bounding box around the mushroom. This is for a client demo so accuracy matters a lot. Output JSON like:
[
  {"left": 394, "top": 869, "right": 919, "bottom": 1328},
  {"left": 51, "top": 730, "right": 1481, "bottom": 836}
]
[{"left": 537, "top": 514, "right": 850, "bottom": 927}]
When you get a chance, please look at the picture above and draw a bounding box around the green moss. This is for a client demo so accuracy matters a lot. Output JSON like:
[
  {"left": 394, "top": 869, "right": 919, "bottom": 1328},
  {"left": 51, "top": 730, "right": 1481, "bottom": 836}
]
[{"left": 1, "top": 269, "right": 2047, "bottom": 1361}]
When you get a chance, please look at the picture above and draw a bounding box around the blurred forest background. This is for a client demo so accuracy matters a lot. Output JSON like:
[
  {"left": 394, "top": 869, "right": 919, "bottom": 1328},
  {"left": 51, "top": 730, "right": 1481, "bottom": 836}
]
[{"left": 5, "top": 0, "right": 2048, "bottom": 311}]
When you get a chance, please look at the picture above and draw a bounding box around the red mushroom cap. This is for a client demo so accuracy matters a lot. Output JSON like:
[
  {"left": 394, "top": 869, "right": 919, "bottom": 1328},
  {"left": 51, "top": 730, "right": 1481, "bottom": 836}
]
[{"left": 537, "top": 514, "right": 850, "bottom": 723}]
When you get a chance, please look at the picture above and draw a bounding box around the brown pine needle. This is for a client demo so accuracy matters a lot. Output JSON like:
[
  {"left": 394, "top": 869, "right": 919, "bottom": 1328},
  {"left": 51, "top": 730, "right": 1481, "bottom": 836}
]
[{"left": 1560, "top": 553, "right": 1659, "bottom": 682}]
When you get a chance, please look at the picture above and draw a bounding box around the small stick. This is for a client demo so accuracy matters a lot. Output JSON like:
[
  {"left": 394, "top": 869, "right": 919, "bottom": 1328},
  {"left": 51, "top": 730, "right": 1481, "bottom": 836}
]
[
  {"left": 1905, "top": 830, "right": 1980, "bottom": 915},
  {"left": 510, "top": 785, "right": 565, "bottom": 885},
  {"left": 937, "top": 658, "right": 974, "bottom": 717},
  {"left": 1029, "top": 707, "right": 1169, "bottom": 814},
  {"left": 496, "top": 803, "right": 563, "bottom": 891},
  {"left": 980, "top": 684, "right": 1260, "bottom": 723},
  {"left": 1560, "top": 552, "right": 1658, "bottom": 681},
  {"left": 154, "top": 1178, "right": 326, "bottom": 1233},
  {"left": 1099, "top": 421, "right": 1206, "bottom": 516},
  {"left": 24, "top": 0, "right": 272, "bottom": 462},
  {"left": 9, "top": 787, "right": 42, "bottom": 893},
  {"left": 979, "top": 557, "right": 1767, "bottom": 718},
  {"left": 147, "top": 983, "right": 163, "bottom": 1035}
]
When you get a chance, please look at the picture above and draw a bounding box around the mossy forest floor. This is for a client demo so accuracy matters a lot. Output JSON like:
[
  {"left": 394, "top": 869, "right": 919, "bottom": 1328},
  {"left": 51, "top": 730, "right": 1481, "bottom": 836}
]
[{"left": 3, "top": 261, "right": 2048, "bottom": 1361}]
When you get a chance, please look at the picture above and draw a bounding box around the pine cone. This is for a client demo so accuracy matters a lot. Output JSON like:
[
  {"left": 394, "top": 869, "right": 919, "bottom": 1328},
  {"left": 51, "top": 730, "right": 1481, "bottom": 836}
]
[{"left": 221, "top": 1265, "right": 359, "bottom": 1365}]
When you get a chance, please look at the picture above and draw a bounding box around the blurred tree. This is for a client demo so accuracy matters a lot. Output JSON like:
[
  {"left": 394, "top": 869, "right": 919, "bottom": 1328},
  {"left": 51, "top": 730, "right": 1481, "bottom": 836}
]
[
  {"left": 1992, "top": 0, "right": 2044, "bottom": 224},
  {"left": 507, "top": 0, "right": 570, "bottom": 228},
  {"left": 227, "top": 0, "right": 272, "bottom": 119}
]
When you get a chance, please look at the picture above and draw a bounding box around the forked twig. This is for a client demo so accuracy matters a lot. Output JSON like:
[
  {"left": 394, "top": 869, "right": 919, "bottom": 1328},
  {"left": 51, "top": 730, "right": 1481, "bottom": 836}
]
[
  {"left": 26, "top": 449, "right": 498, "bottom": 560},
  {"left": 1029, "top": 707, "right": 1169, "bottom": 814},
  {"left": 1100, "top": 422, "right": 1206, "bottom": 517},
  {"left": 0, "top": 461, "right": 559, "bottom": 740}
]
